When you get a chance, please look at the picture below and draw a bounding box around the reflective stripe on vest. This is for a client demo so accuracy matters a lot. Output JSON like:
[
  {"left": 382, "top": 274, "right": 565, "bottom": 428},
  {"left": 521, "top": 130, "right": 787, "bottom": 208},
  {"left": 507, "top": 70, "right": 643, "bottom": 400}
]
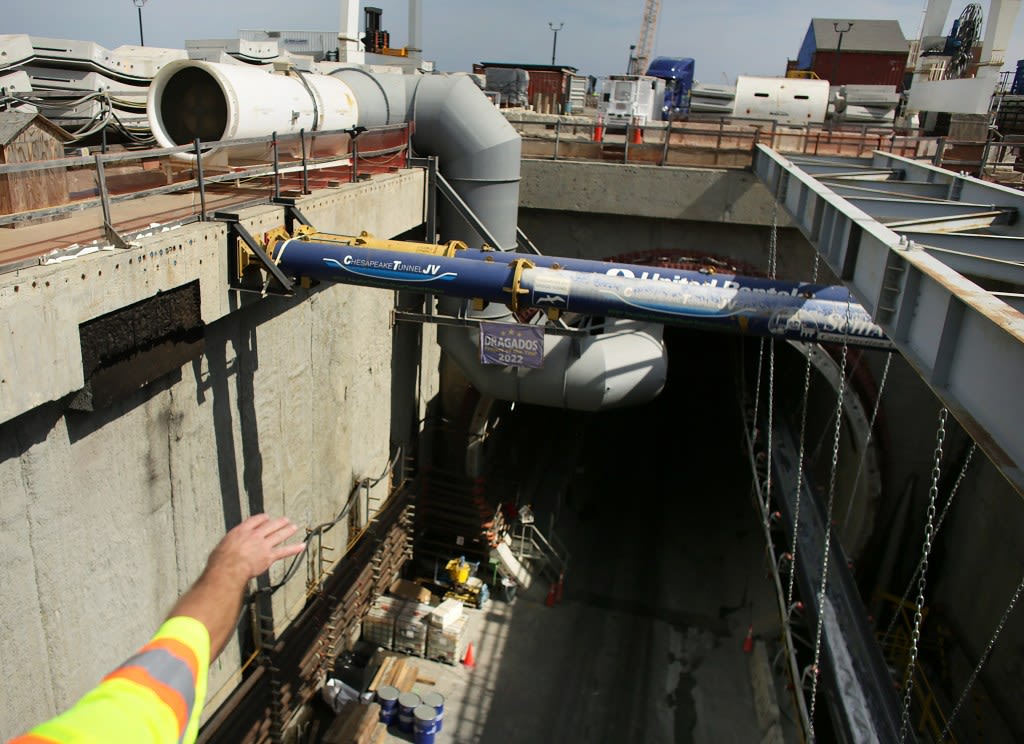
[{"left": 9, "top": 617, "right": 210, "bottom": 744}]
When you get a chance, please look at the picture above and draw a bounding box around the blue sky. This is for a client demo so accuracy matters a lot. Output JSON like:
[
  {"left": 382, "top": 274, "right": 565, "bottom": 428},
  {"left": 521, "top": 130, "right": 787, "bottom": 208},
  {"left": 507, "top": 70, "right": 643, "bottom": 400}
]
[{"left": 5, "top": 1, "right": 1024, "bottom": 84}]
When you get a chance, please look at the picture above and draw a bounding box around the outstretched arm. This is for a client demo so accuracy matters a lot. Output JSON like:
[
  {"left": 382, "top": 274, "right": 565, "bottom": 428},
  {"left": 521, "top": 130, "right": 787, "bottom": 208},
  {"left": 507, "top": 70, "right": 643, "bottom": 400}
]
[
  {"left": 168, "top": 514, "right": 307, "bottom": 659},
  {"left": 12, "top": 514, "right": 306, "bottom": 744}
]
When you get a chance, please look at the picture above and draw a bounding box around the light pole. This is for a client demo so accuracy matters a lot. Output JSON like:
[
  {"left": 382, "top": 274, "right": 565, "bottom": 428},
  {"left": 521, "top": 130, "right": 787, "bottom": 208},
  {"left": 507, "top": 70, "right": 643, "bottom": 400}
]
[
  {"left": 133, "top": 0, "right": 148, "bottom": 46},
  {"left": 548, "top": 22, "right": 564, "bottom": 66},
  {"left": 832, "top": 21, "right": 854, "bottom": 84}
]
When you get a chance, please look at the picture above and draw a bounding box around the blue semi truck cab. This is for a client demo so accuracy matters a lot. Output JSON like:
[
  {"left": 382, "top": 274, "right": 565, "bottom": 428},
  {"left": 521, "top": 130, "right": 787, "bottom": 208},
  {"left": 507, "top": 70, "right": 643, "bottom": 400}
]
[{"left": 646, "top": 56, "right": 695, "bottom": 117}]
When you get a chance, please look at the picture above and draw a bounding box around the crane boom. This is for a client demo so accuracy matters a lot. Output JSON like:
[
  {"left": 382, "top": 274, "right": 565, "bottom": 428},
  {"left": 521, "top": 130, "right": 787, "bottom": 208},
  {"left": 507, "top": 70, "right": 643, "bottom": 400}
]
[{"left": 632, "top": 0, "right": 661, "bottom": 75}]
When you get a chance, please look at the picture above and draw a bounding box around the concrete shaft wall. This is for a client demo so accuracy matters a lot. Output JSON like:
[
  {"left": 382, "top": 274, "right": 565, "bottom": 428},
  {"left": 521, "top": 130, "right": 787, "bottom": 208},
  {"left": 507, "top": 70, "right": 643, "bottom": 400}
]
[{"left": 0, "top": 171, "right": 436, "bottom": 737}]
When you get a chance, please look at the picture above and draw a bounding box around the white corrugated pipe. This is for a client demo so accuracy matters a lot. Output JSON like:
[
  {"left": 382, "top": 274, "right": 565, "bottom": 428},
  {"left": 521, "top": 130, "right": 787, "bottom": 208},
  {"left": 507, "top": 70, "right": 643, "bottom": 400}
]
[{"left": 147, "top": 59, "right": 358, "bottom": 161}]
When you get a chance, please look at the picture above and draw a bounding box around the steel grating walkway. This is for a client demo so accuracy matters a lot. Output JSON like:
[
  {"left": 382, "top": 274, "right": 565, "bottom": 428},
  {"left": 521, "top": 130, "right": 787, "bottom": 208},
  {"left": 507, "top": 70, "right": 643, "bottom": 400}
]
[{"left": 753, "top": 145, "right": 1024, "bottom": 497}]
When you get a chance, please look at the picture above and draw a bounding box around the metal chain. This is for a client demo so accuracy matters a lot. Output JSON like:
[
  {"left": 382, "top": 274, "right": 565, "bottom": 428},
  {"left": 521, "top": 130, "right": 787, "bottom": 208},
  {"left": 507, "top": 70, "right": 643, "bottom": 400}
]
[
  {"left": 788, "top": 254, "right": 821, "bottom": 607},
  {"left": 883, "top": 442, "right": 976, "bottom": 643},
  {"left": 751, "top": 200, "right": 779, "bottom": 443},
  {"left": 764, "top": 204, "right": 778, "bottom": 513},
  {"left": 841, "top": 350, "right": 893, "bottom": 533},
  {"left": 752, "top": 338, "right": 765, "bottom": 441},
  {"left": 939, "top": 571, "right": 1024, "bottom": 742},
  {"left": 808, "top": 293, "right": 852, "bottom": 739},
  {"left": 899, "top": 407, "right": 948, "bottom": 744}
]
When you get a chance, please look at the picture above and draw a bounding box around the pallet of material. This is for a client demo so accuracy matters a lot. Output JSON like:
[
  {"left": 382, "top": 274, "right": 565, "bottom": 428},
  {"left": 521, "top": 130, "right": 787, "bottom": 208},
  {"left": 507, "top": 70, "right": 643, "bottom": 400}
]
[
  {"left": 366, "top": 650, "right": 437, "bottom": 694},
  {"left": 426, "top": 615, "right": 468, "bottom": 665},
  {"left": 320, "top": 700, "right": 387, "bottom": 744}
]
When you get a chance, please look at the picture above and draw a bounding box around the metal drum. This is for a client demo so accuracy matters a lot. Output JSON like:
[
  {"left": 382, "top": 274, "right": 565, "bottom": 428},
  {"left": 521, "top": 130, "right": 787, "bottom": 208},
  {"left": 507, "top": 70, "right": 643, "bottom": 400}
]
[
  {"left": 375, "top": 685, "right": 400, "bottom": 724},
  {"left": 397, "top": 691, "right": 421, "bottom": 733}
]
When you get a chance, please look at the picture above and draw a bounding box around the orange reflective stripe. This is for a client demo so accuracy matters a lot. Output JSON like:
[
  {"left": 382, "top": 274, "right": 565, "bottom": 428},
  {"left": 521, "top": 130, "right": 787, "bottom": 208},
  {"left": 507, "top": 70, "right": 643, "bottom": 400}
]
[
  {"left": 103, "top": 665, "right": 188, "bottom": 736},
  {"left": 139, "top": 637, "right": 199, "bottom": 682},
  {"left": 8, "top": 735, "right": 60, "bottom": 743}
]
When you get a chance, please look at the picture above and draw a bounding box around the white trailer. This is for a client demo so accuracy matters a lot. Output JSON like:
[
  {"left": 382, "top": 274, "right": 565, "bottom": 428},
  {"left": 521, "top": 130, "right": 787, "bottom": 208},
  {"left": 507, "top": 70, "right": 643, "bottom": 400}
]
[{"left": 597, "top": 75, "right": 665, "bottom": 126}]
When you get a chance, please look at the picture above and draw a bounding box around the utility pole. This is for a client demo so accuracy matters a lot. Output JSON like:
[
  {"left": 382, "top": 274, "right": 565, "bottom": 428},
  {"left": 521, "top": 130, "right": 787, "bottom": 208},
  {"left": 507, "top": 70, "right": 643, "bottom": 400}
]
[
  {"left": 133, "top": 0, "right": 148, "bottom": 46},
  {"left": 549, "top": 22, "right": 564, "bottom": 66},
  {"left": 832, "top": 21, "right": 854, "bottom": 85}
]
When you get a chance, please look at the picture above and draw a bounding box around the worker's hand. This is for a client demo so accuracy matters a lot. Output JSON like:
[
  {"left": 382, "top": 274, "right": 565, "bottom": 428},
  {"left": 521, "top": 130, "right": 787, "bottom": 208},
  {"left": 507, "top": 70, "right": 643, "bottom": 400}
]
[{"left": 207, "top": 514, "right": 306, "bottom": 584}]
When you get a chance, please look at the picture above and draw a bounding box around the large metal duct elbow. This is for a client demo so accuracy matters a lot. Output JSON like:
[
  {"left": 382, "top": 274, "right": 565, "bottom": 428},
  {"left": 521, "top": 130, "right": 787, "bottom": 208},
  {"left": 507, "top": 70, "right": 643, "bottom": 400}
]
[
  {"left": 438, "top": 319, "right": 668, "bottom": 411},
  {"left": 330, "top": 70, "right": 521, "bottom": 249}
]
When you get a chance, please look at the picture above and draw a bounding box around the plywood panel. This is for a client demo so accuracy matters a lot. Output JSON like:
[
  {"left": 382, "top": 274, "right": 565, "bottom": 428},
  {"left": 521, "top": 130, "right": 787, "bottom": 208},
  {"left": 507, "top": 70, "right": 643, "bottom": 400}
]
[{"left": 0, "top": 122, "right": 69, "bottom": 227}]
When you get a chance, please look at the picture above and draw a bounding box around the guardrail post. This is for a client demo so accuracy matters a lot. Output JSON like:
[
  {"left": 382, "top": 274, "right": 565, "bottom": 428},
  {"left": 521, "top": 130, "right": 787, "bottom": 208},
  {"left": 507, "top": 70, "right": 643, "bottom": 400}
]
[
  {"left": 272, "top": 130, "right": 280, "bottom": 199},
  {"left": 193, "top": 138, "right": 207, "bottom": 221},
  {"left": 300, "top": 128, "right": 310, "bottom": 195},
  {"left": 553, "top": 119, "right": 561, "bottom": 161},
  {"left": 93, "top": 153, "right": 129, "bottom": 249},
  {"left": 660, "top": 122, "right": 672, "bottom": 166}
]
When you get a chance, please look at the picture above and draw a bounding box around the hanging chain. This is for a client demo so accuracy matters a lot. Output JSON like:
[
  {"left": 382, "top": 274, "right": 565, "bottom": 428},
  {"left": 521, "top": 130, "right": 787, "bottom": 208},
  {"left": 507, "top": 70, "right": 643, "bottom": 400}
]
[
  {"left": 764, "top": 203, "right": 778, "bottom": 513},
  {"left": 898, "top": 407, "right": 948, "bottom": 743},
  {"left": 939, "top": 571, "right": 1024, "bottom": 742},
  {"left": 808, "top": 292, "right": 852, "bottom": 739},
  {"left": 751, "top": 197, "right": 780, "bottom": 442},
  {"left": 841, "top": 350, "right": 893, "bottom": 533},
  {"left": 788, "top": 253, "right": 820, "bottom": 607},
  {"left": 883, "top": 442, "right": 976, "bottom": 643}
]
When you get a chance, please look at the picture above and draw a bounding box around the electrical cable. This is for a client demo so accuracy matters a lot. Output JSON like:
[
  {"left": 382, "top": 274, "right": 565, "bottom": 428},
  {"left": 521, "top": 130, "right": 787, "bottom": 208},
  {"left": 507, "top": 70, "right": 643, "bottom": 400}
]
[{"left": 253, "top": 447, "right": 403, "bottom": 599}]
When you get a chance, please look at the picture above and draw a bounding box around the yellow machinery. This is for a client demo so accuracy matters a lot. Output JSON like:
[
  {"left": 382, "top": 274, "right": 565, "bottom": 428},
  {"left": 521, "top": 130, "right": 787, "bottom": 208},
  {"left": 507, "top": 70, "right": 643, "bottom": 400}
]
[{"left": 441, "top": 556, "right": 490, "bottom": 609}]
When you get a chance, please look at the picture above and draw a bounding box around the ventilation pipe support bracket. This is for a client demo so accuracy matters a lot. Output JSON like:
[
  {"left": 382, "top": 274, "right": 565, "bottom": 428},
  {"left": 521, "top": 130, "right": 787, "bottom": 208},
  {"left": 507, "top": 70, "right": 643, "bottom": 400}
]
[
  {"left": 436, "top": 171, "right": 505, "bottom": 250},
  {"left": 270, "top": 197, "right": 314, "bottom": 236},
  {"left": 215, "top": 212, "right": 295, "bottom": 296}
]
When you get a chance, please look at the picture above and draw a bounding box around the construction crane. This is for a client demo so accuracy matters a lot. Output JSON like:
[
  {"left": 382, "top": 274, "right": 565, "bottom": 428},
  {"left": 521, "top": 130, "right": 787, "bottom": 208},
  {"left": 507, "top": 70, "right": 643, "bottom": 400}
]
[{"left": 628, "top": 0, "right": 661, "bottom": 75}]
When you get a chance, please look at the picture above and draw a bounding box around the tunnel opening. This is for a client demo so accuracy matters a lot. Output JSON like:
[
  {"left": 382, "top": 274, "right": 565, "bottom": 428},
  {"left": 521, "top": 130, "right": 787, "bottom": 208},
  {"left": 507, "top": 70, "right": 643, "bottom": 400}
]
[
  {"left": 158, "top": 66, "right": 228, "bottom": 146},
  {"left": 459, "top": 325, "right": 888, "bottom": 740}
]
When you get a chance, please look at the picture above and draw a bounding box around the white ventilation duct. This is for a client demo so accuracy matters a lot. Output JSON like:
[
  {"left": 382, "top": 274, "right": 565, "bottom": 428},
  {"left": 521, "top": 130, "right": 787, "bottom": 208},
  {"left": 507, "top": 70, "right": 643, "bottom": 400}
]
[
  {"left": 147, "top": 59, "right": 358, "bottom": 161},
  {"left": 146, "top": 61, "right": 667, "bottom": 410}
]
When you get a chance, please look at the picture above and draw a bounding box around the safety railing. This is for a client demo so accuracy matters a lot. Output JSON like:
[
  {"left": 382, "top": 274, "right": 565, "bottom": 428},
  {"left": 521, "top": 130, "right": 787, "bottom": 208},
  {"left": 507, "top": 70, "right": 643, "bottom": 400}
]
[
  {"left": 0, "top": 123, "right": 412, "bottom": 271},
  {"left": 505, "top": 115, "right": 998, "bottom": 173},
  {"left": 509, "top": 518, "right": 569, "bottom": 585}
]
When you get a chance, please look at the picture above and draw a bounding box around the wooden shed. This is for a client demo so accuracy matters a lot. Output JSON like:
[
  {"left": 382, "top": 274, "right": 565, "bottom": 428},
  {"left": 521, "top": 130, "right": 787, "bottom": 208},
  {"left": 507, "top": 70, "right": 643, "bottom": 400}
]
[{"left": 0, "top": 111, "right": 73, "bottom": 227}]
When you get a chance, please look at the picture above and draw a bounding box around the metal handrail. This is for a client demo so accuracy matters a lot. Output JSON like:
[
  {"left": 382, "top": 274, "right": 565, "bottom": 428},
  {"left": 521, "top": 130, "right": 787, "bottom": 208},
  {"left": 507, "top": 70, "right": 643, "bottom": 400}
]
[
  {"left": 0, "top": 123, "right": 412, "bottom": 238},
  {"left": 511, "top": 521, "right": 569, "bottom": 579}
]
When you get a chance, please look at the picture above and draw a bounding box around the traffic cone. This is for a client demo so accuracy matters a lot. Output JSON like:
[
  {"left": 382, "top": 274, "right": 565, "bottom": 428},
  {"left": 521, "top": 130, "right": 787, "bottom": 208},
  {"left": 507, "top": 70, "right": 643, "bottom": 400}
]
[
  {"left": 631, "top": 117, "right": 644, "bottom": 144},
  {"left": 545, "top": 584, "right": 557, "bottom": 607},
  {"left": 743, "top": 625, "right": 754, "bottom": 654},
  {"left": 462, "top": 642, "right": 476, "bottom": 669},
  {"left": 593, "top": 115, "right": 604, "bottom": 142}
]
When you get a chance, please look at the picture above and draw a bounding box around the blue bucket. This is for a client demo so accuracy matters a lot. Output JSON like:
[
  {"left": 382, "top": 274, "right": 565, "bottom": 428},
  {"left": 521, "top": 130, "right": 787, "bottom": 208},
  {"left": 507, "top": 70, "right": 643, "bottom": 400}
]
[
  {"left": 397, "top": 691, "right": 421, "bottom": 733},
  {"left": 420, "top": 691, "right": 445, "bottom": 732},
  {"left": 413, "top": 703, "right": 439, "bottom": 744},
  {"left": 375, "top": 685, "right": 400, "bottom": 724}
]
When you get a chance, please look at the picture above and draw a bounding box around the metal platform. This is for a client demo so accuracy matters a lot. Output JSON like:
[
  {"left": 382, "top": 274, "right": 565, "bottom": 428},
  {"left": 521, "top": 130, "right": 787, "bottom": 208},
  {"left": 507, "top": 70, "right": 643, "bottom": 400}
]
[{"left": 753, "top": 145, "right": 1024, "bottom": 497}]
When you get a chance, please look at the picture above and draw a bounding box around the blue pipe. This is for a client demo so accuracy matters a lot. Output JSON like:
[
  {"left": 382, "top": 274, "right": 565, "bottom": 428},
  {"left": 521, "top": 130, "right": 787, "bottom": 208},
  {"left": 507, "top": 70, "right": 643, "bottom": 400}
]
[
  {"left": 273, "top": 239, "right": 891, "bottom": 349},
  {"left": 456, "top": 249, "right": 851, "bottom": 301}
]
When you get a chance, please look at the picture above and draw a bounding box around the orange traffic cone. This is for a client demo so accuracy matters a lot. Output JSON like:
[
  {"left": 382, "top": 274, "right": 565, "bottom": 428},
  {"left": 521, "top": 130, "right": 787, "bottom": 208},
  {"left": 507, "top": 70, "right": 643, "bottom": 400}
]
[
  {"left": 462, "top": 642, "right": 476, "bottom": 669},
  {"left": 631, "top": 117, "right": 644, "bottom": 144},
  {"left": 743, "top": 625, "right": 754, "bottom": 654},
  {"left": 545, "top": 584, "right": 557, "bottom": 607},
  {"left": 593, "top": 115, "right": 604, "bottom": 142}
]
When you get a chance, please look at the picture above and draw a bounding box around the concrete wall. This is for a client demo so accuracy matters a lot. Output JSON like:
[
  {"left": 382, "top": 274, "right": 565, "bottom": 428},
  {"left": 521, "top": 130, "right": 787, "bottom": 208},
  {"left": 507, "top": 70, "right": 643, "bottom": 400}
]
[
  {"left": 517, "top": 159, "right": 821, "bottom": 281},
  {"left": 0, "top": 170, "right": 437, "bottom": 737}
]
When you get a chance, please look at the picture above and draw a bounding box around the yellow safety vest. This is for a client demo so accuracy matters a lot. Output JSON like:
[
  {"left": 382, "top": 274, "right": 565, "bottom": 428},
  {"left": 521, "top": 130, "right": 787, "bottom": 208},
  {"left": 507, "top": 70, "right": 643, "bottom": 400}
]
[{"left": 9, "top": 616, "right": 210, "bottom": 744}]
